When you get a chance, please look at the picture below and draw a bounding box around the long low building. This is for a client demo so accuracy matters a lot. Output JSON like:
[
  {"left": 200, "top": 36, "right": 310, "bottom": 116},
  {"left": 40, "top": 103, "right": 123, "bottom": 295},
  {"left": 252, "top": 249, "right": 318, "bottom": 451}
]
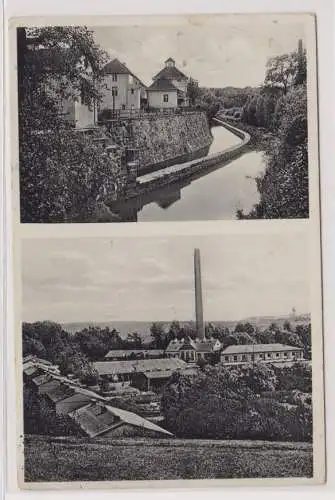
[
  {"left": 220, "top": 343, "right": 304, "bottom": 366},
  {"left": 104, "top": 349, "right": 165, "bottom": 360},
  {"left": 93, "top": 357, "right": 197, "bottom": 391}
]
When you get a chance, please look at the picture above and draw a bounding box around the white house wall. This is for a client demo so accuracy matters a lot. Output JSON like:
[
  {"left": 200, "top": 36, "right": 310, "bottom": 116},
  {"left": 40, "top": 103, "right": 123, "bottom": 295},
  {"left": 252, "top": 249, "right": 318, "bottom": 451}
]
[
  {"left": 148, "top": 90, "right": 178, "bottom": 108},
  {"left": 74, "top": 101, "right": 95, "bottom": 128},
  {"left": 100, "top": 74, "right": 142, "bottom": 110}
]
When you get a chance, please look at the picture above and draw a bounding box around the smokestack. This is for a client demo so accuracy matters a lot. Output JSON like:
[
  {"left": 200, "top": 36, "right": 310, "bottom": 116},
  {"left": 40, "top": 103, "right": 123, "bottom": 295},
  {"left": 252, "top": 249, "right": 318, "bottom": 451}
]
[
  {"left": 298, "top": 39, "right": 303, "bottom": 56},
  {"left": 194, "top": 248, "right": 205, "bottom": 340}
]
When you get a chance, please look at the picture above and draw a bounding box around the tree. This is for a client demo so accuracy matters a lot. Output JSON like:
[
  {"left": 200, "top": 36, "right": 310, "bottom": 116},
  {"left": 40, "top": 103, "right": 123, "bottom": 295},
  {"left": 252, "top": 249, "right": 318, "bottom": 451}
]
[
  {"left": 150, "top": 322, "right": 166, "bottom": 349},
  {"left": 186, "top": 77, "right": 200, "bottom": 106},
  {"left": 17, "top": 26, "right": 123, "bottom": 223},
  {"left": 264, "top": 52, "right": 299, "bottom": 95}
]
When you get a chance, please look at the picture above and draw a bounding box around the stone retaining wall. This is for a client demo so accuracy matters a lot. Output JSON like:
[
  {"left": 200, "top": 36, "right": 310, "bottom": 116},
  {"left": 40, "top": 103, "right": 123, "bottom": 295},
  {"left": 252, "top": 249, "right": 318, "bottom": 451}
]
[{"left": 128, "top": 119, "right": 251, "bottom": 197}]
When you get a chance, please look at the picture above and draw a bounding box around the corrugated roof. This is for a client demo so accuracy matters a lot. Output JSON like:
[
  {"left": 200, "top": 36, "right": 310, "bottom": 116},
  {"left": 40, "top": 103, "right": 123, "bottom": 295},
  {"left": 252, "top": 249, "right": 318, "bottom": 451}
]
[
  {"left": 93, "top": 358, "right": 187, "bottom": 376},
  {"left": 147, "top": 78, "right": 179, "bottom": 92},
  {"left": 222, "top": 343, "right": 303, "bottom": 355},
  {"left": 105, "top": 405, "right": 173, "bottom": 436},
  {"left": 152, "top": 65, "right": 188, "bottom": 82}
]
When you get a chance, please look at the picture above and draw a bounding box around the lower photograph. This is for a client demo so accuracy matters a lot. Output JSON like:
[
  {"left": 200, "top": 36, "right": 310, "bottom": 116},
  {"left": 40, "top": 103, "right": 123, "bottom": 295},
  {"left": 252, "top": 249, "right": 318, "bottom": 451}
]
[{"left": 18, "top": 227, "right": 323, "bottom": 487}]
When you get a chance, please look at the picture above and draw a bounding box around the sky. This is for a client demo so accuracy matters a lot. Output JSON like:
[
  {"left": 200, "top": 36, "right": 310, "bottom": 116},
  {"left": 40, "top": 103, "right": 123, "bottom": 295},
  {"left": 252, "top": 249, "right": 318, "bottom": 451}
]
[
  {"left": 90, "top": 17, "right": 306, "bottom": 87},
  {"left": 22, "top": 230, "right": 310, "bottom": 323}
]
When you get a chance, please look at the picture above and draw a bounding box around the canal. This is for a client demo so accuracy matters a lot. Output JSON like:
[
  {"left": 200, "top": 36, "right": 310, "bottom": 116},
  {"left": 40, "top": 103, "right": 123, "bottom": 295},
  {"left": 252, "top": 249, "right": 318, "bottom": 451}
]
[{"left": 136, "top": 125, "right": 267, "bottom": 221}]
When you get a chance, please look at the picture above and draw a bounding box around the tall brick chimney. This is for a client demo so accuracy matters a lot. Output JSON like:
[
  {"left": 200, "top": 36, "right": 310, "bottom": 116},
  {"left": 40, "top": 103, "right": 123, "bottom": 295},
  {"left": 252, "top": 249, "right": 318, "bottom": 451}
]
[{"left": 194, "top": 248, "right": 205, "bottom": 340}]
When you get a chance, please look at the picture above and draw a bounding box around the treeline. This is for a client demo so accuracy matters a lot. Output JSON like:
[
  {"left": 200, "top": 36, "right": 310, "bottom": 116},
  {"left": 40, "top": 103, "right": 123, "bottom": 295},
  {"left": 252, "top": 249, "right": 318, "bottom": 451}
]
[
  {"left": 150, "top": 320, "right": 311, "bottom": 360},
  {"left": 23, "top": 321, "right": 144, "bottom": 385},
  {"left": 162, "top": 362, "right": 312, "bottom": 442},
  {"left": 238, "top": 47, "right": 308, "bottom": 219}
]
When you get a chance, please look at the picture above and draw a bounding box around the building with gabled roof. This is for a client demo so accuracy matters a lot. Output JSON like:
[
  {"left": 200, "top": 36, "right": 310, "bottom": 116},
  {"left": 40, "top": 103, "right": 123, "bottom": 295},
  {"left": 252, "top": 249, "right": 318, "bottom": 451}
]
[
  {"left": 69, "top": 401, "right": 173, "bottom": 438},
  {"left": 93, "top": 357, "right": 197, "bottom": 392},
  {"left": 104, "top": 349, "right": 164, "bottom": 360},
  {"left": 149, "top": 58, "right": 190, "bottom": 108},
  {"left": 100, "top": 58, "right": 146, "bottom": 112},
  {"left": 221, "top": 343, "right": 304, "bottom": 366}
]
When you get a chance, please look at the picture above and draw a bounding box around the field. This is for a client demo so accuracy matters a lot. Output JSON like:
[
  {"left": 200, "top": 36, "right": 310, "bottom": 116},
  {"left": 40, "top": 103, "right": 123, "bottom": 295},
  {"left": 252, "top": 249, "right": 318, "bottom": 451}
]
[{"left": 24, "top": 435, "right": 313, "bottom": 483}]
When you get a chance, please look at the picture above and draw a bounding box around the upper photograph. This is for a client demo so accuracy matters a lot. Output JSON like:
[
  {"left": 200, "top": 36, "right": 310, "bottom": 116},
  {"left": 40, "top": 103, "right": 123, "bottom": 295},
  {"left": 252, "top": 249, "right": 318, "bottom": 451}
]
[{"left": 14, "top": 14, "right": 316, "bottom": 223}]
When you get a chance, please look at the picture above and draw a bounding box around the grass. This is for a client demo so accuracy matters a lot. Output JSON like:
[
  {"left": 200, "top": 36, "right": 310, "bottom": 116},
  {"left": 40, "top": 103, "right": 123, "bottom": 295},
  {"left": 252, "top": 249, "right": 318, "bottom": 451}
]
[{"left": 24, "top": 434, "right": 313, "bottom": 483}]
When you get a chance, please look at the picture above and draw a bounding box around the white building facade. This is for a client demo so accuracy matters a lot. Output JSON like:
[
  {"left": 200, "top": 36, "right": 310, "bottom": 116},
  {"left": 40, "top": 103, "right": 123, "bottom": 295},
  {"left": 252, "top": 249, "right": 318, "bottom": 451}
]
[{"left": 221, "top": 343, "right": 304, "bottom": 366}]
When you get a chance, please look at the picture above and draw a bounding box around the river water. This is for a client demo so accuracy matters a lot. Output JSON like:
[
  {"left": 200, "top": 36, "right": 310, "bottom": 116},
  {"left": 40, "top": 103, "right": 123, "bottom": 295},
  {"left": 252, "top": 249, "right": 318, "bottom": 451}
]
[{"left": 136, "top": 126, "right": 267, "bottom": 222}]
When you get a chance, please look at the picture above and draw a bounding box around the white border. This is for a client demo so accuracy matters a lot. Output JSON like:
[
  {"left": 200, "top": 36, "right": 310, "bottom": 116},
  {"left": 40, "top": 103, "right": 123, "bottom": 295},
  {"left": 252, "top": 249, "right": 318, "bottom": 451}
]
[{"left": 3, "top": 0, "right": 335, "bottom": 498}]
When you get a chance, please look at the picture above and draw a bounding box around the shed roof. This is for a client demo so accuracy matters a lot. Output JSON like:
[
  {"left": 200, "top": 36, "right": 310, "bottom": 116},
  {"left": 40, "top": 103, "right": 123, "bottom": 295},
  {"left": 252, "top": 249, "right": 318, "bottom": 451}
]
[
  {"left": 31, "top": 373, "right": 54, "bottom": 386},
  {"left": 222, "top": 343, "right": 303, "bottom": 355}
]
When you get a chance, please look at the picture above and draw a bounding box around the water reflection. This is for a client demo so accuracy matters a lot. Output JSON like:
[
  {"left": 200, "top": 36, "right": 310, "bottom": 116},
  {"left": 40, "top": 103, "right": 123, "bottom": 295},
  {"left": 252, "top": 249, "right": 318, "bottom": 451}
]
[{"left": 107, "top": 126, "right": 266, "bottom": 222}]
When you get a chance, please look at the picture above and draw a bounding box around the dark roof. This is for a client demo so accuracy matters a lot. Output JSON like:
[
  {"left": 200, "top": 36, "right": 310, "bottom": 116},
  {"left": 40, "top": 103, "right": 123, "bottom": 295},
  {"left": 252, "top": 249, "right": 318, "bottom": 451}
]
[
  {"left": 103, "top": 58, "right": 146, "bottom": 87},
  {"left": 31, "top": 373, "right": 54, "bottom": 386},
  {"left": 105, "top": 405, "right": 173, "bottom": 436},
  {"left": 69, "top": 402, "right": 173, "bottom": 437},
  {"left": 93, "top": 358, "right": 188, "bottom": 376},
  {"left": 143, "top": 367, "right": 197, "bottom": 380},
  {"left": 152, "top": 65, "right": 188, "bottom": 82},
  {"left": 69, "top": 402, "right": 120, "bottom": 438},
  {"left": 45, "top": 383, "right": 76, "bottom": 403},
  {"left": 105, "top": 349, "right": 164, "bottom": 359},
  {"left": 222, "top": 343, "right": 303, "bottom": 355},
  {"left": 147, "top": 78, "right": 179, "bottom": 92}
]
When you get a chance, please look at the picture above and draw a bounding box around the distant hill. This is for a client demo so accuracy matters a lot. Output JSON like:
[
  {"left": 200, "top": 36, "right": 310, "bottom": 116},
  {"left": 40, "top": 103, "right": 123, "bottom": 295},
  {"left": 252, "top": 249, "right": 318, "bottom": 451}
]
[{"left": 62, "top": 314, "right": 311, "bottom": 341}]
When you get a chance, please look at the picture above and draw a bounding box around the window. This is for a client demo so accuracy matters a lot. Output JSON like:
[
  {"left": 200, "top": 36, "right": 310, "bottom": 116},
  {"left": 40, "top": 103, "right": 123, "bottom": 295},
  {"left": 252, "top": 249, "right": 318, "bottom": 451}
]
[
  {"left": 112, "top": 86, "right": 118, "bottom": 97},
  {"left": 276, "top": 353, "right": 280, "bottom": 358},
  {"left": 112, "top": 74, "right": 117, "bottom": 81},
  {"left": 224, "top": 356, "right": 229, "bottom": 362},
  {"left": 233, "top": 355, "right": 238, "bottom": 361},
  {"left": 163, "top": 94, "right": 169, "bottom": 103},
  {"left": 131, "top": 89, "right": 134, "bottom": 95},
  {"left": 283, "top": 352, "right": 288, "bottom": 358},
  {"left": 242, "top": 355, "right": 247, "bottom": 361}
]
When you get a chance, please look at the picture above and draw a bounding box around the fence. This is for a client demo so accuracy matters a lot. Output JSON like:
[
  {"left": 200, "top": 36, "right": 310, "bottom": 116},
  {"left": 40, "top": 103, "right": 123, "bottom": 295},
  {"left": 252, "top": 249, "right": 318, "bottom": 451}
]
[{"left": 98, "top": 106, "right": 200, "bottom": 123}]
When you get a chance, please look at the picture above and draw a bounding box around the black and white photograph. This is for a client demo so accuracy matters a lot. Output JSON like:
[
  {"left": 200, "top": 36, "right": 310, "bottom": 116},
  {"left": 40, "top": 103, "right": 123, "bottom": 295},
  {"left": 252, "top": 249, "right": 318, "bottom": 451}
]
[
  {"left": 19, "top": 226, "right": 323, "bottom": 485},
  {"left": 14, "top": 14, "right": 315, "bottom": 223}
]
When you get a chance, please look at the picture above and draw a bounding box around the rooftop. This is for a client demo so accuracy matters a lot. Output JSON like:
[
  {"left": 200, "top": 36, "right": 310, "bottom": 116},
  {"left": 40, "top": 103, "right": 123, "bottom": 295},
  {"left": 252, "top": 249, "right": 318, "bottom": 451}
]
[
  {"left": 222, "top": 343, "right": 303, "bottom": 355},
  {"left": 93, "top": 358, "right": 188, "bottom": 376},
  {"left": 152, "top": 65, "right": 188, "bottom": 82},
  {"left": 103, "top": 58, "right": 146, "bottom": 87},
  {"left": 147, "top": 78, "right": 179, "bottom": 92},
  {"left": 105, "top": 349, "right": 164, "bottom": 359}
]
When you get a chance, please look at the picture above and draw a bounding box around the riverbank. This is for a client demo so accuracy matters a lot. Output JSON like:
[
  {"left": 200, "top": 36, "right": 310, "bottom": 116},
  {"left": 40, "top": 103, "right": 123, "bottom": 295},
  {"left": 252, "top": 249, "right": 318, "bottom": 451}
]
[
  {"left": 215, "top": 116, "right": 275, "bottom": 150},
  {"left": 24, "top": 434, "right": 313, "bottom": 482}
]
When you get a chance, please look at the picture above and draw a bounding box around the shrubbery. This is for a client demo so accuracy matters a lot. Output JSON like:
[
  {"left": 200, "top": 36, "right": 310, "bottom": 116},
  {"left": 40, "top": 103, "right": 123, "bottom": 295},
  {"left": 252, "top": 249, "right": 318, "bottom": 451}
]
[{"left": 162, "top": 362, "right": 312, "bottom": 442}]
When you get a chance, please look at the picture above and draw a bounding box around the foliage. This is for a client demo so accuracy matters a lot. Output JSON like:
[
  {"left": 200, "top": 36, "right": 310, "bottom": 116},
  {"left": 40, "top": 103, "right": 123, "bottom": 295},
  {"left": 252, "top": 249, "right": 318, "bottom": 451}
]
[
  {"left": 162, "top": 362, "right": 312, "bottom": 442},
  {"left": 186, "top": 77, "right": 201, "bottom": 106},
  {"left": 18, "top": 26, "right": 122, "bottom": 223}
]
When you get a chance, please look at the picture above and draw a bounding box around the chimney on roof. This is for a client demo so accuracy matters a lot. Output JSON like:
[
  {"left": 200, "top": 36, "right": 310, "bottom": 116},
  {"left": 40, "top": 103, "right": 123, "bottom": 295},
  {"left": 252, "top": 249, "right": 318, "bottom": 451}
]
[{"left": 194, "top": 248, "right": 205, "bottom": 341}]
